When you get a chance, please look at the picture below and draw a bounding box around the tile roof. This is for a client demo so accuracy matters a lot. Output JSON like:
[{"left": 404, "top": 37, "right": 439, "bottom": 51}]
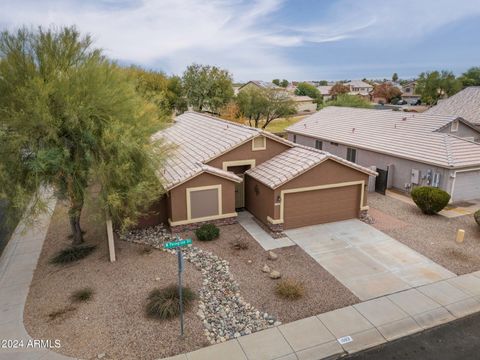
[
  {"left": 153, "top": 112, "right": 290, "bottom": 189},
  {"left": 291, "top": 95, "right": 314, "bottom": 102},
  {"left": 317, "top": 85, "right": 332, "bottom": 95},
  {"left": 425, "top": 87, "right": 480, "bottom": 125},
  {"left": 246, "top": 146, "right": 377, "bottom": 189},
  {"left": 346, "top": 80, "right": 373, "bottom": 88},
  {"left": 240, "top": 80, "right": 281, "bottom": 90},
  {"left": 286, "top": 106, "right": 480, "bottom": 169}
]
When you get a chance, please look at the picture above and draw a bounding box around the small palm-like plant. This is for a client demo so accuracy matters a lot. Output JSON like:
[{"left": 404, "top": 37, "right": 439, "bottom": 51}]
[{"left": 50, "top": 244, "right": 96, "bottom": 265}]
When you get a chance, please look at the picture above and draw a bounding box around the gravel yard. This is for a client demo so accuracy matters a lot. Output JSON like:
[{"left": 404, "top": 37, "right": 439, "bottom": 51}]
[
  {"left": 24, "top": 201, "right": 207, "bottom": 360},
  {"left": 369, "top": 193, "right": 480, "bottom": 275},
  {"left": 179, "top": 223, "right": 359, "bottom": 324},
  {"left": 25, "top": 201, "right": 358, "bottom": 360}
]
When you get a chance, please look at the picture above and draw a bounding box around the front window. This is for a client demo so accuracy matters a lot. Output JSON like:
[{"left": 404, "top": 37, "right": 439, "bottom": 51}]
[
  {"left": 347, "top": 148, "right": 357, "bottom": 163},
  {"left": 315, "top": 140, "right": 322, "bottom": 150},
  {"left": 293, "top": 134, "right": 297, "bottom": 143}
]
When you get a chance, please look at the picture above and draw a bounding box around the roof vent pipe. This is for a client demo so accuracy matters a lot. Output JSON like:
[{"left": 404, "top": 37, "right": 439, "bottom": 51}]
[
  {"left": 352, "top": 128, "right": 355, "bottom": 133},
  {"left": 402, "top": 117, "right": 407, "bottom": 121}
]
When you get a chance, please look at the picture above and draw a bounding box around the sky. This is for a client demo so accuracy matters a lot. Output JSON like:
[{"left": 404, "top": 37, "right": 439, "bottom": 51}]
[{"left": 1, "top": 0, "right": 480, "bottom": 82}]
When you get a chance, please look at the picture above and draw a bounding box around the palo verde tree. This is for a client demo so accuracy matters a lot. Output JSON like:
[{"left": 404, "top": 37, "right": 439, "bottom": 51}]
[
  {"left": 0, "top": 26, "right": 166, "bottom": 245},
  {"left": 182, "top": 63, "right": 234, "bottom": 114},
  {"left": 236, "top": 87, "right": 296, "bottom": 128},
  {"left": 416, "top": 70, "right": 462, "bottom": 105}
]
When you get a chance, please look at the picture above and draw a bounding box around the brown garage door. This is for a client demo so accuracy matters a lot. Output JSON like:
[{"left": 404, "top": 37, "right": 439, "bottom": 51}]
[{"left": 283, "top": 185, "right": 361, "bottom": 229}]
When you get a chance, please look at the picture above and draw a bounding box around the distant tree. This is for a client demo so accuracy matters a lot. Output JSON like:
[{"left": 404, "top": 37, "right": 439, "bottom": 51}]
[
  {"left": 0, "top": 26, "right": 166, "bottom": 245},
  {"left": 329, "top": 83, "right": 350, "bottom": 98},
  {"left": 125, "top": 67, "right": 187, "bottom": 116},
  {"left": 280, "top": 79, "right": 289, "bottom": 88},
  {"left": 371, "top": 83, "right": 402, "bottom": 103},
  {"left": 416, "top": 70, "right": 462, "bottom": 105},
  {"left": 182, "top": 63, "right": 234, "bottom": 114},
  {"left": 319, "top": 80, "right": 329, "bottom": 86},
  {"left": 459, "top": 67, "right": 480, "bottom": 87},
  {"left": 236, "top": 87, "right": 296, "bottom": 128},
  {"left": 166, "top": 76, "right": 188, "bottom": 114},
  {"left": 272, "top": 79, "right": 281, "bottom": 86},
  {"left": 392, "top": 73, "right": 399, "bottom": 82},
  {"left": 219, "top": 100, "right": 244, "bottom": 124},
  {"left": 327, "top": 94, "right": 372, "bottom": 109},
  {"left": 295, "top": 82, "right": 323, "bottom": 109}
]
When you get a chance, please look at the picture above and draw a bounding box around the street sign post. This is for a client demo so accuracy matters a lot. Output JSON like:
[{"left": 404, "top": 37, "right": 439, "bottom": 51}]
[{"left": 163, "top": 237, "right": 192, "bottom": 337}]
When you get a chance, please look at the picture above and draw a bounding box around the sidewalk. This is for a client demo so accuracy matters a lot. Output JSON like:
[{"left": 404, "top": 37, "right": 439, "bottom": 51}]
[
  {"left": 0, "top": 187, "right": 70, "bottom": 360},
  {"left": 167, "top": 272, "right": 480, "bottom": 360},
  {"left": 237, "top": 211, "right": 294, "bottom": 250}
]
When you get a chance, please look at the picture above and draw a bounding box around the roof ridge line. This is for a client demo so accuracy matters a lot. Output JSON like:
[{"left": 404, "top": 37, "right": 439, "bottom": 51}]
[{"left": 442, "top": 135, "right": 454, "bottom": 167}]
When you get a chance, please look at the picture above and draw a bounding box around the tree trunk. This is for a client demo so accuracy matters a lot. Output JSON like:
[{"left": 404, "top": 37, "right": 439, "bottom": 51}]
[{"left": 69, "top": 199, "right": 84, "bottom": 246}]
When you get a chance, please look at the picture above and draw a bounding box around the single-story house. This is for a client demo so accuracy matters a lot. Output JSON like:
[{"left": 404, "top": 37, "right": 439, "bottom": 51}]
[
  {"left": 291, "top": 95, "right": 317, "bottom": 113},
  {"left": 425, "top": 87, "right": 480, "bottom": 126},
  {"left": 140, "top": 112, "right": 376, "bottom": 232},
  {"left": 286, "top": 107, "right": 480, "bottom": 202},
  {"left": 238, "top": 81, "right": 317, "bottom": 114},
  {"left": 237, "top": 80, "right": 283, "bottom": 92},
  {"left": 317, "top": 85, "right": 332, "bottom": 101}
]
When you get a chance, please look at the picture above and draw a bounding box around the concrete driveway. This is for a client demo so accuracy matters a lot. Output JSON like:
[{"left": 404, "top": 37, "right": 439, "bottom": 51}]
[{"left": 285, "top": 220, "right": 455, "bottom": 301}]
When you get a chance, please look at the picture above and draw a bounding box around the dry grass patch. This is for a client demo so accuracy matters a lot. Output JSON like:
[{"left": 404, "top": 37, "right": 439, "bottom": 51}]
[
  {"left": 146, "top": 285, "right": 196, "bottom": 320},
  {"left": 275, "top": 279, "right": 305, "bottom": 300},
  {"left": 70, "top": 288, "right": 94, "bottom": 303},
  {"left": 50, "top": 244, "right": 96, "bottom": 265}
]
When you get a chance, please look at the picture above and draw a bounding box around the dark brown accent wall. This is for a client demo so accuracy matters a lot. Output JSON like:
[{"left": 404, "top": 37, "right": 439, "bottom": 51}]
[
  {"left": 244, "top": 175, "right": 275, "bottom": 226},
  {"left": 135, "top": 196, "right": 169, "bottom": 228},
  {"left": 169, "top": 173, "right": 236, "bottom": 222},
  {"left": 206, "top": 137, "right": 290, "bottom": 169}
]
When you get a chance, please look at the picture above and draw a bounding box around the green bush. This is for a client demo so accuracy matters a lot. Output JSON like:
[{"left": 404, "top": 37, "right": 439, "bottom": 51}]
[
  {"left": 411, "top": 186, "right": 450, "bottom": 214},
  {"left": 146, "top": 285, "right": 196, "bottom": 320},
  {"left": 275, "top": 279, "right": 305, "bottom": 300},
  {"left": 474, "top": 210, "right": 480, "bottom": 227},
  {"left": 70, "top": 288, "right": 94, "bottom": 302},
  {"left": 195, "top": 223, "right": 220, "bottom": 241},
  {"left": 50, "top": 244, "right": 96, "bottom": 265}
]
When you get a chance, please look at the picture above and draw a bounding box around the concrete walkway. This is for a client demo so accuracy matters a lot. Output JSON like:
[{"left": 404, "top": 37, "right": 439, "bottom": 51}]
[
  {"left": 285, "top": 219, "right": 455, "bottom": 301},
  {"left": 0, "top": 188, "right": 69, "bottom": 360},
  {"left": 237, "top": 211, "right": 294, "bottom": 251}
]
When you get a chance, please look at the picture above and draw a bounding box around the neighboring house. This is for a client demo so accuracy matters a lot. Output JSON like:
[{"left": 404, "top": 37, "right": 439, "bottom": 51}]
[
  {"left": 345, "top": 80, "right": 374, "bottom": 97},
  {"left": 401, "top": 81, "right": 421, "bottom": 105},
  {"left": 141, "top": 112, "right": 376, "bottom": 232},
  {"left": 425, "top": 87, "right": 480, "bottom": 126},
  {"left": 286, "top": 107, "right": 480, "bottom": 202},
  {"left": 317, "top": 85, "right": 332, "bottom": 101},
  {"left": 237, "top": 80, "right": 283, "bottom": 92},
  {"left": 291, "top": 95, "right": 317, "bottom": 113},
  {"left": 238, "top": 80, "right": 317, "bottom": 114}
]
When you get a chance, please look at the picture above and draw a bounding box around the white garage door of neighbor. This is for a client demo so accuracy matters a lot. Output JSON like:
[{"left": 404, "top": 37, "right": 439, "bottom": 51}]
[{"left": 453, "top": 171, "right": 480, "bottom": 202}]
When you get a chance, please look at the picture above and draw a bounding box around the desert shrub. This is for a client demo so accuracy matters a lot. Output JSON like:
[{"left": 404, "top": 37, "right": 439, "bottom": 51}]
[
  {"left": 70, "top": 288, "right": 94, "bottom": 302},
  {"left": 275, "top": 279, "right": 305, "bottom": 300},
  {"left": 146, "top": 285, "right": 196, "bottom": 320},
  {"left": 411, "top": 186, "right": 450, "bottom": 214},
  {"left": 50, "top": 244, "right": 96, "bottom": 265},
  {"left": 195, "top": 223, "right": 220, "bottom": 241},
  {"left": 231, "top": 236, "right": 249, "bottom": 250},
  {"left": 48, "top": 306, "right": 77, "bottom": 321},
  {"left": 474, "top": 210, "right": 480, "bottom": 227}
]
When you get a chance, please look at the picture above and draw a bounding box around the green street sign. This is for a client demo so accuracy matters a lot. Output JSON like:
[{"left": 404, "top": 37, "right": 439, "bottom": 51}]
[{"left": 163, "top": 239, "right": 192, "bottom": 249}]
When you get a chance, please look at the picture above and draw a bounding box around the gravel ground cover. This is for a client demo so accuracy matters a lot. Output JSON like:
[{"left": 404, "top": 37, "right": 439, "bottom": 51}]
[
  {"left": 179, "top": 224, "right": 359, "bottom": 324},
  {"left": 25, "top": 200, "right": 358, "bottom": 359},
  {"left": 24, "top": 201, "right": 207, "bottom": 360},
  {"left": 369, "top": 193, "right": 480, "bottom": 275}
]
